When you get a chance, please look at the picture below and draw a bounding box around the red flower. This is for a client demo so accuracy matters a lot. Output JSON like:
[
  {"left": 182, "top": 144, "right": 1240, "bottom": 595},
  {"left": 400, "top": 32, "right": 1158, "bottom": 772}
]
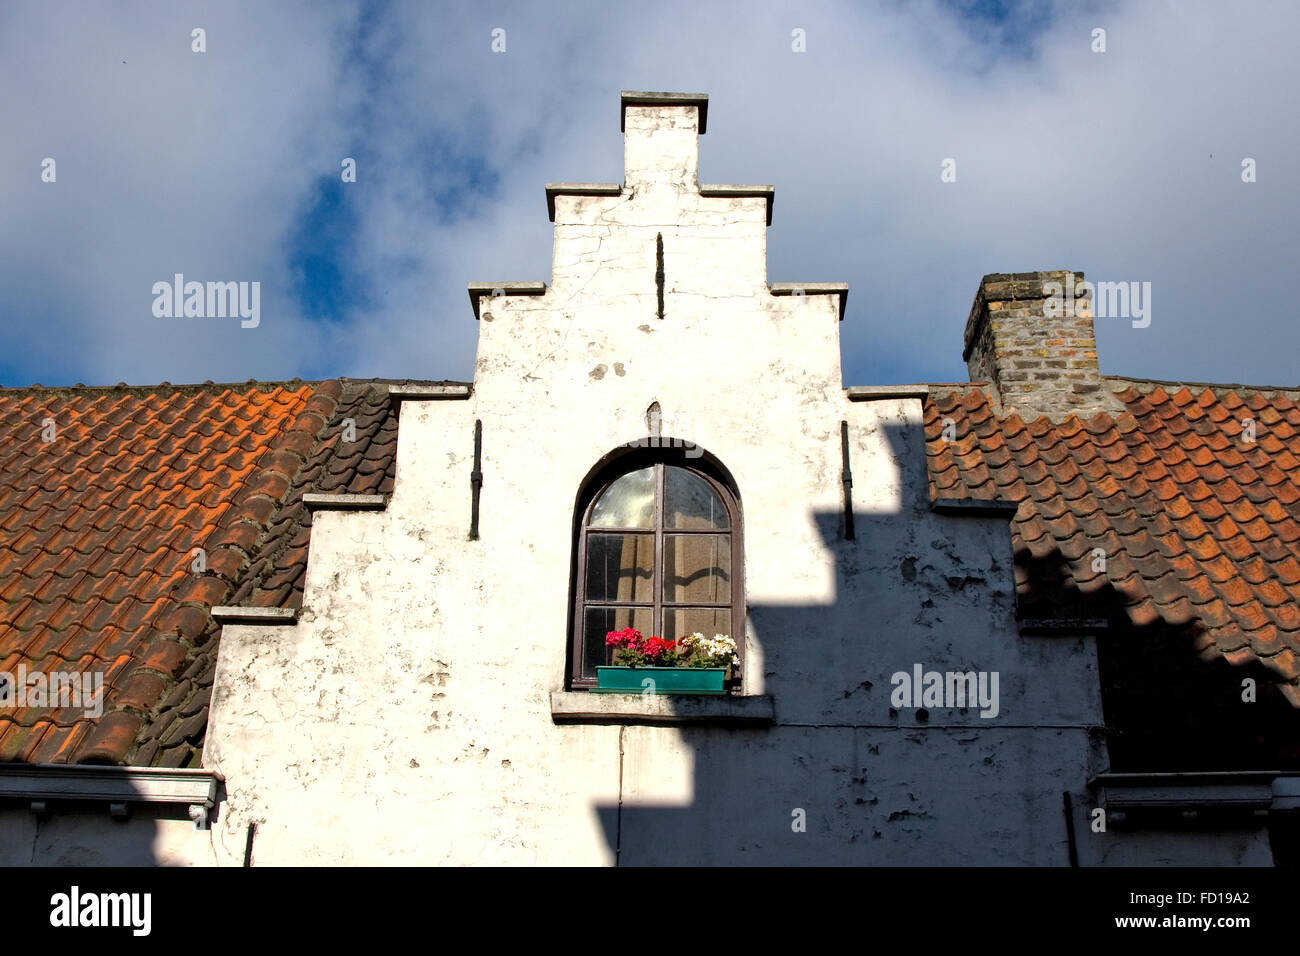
[
  {"left": 607, "top": 627, "right": 648, "bottom": 651},
  {"left": 642, "top": 635, "right": 677, "bottom": 661}
]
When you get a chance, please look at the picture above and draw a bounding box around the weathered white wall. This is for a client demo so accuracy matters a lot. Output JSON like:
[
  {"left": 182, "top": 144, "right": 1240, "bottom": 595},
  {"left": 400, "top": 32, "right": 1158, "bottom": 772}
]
[{"left": 195, "top": 100, "right": 1273, "bottom": 866}]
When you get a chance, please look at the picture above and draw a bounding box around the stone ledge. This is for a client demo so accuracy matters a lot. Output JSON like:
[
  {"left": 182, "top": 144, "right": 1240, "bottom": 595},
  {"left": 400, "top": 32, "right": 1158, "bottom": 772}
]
[
  {"left": 621, "top": 91, "right": 709, "bottom": 133},
  {"left": 770, "top": 283, "right": 849, "bottom": 321},
  {"left": 302, "top": 493, "right": 389, "bottom": 511},
  {"left": 388, "top": 383, "right": 472, "bottom": 402},
  {"left": 550, "top": 690, "right": 774, "bottom": 727},
  {"left": 211, "top": 606, "right": 298, "bottom": 625},
  {"left": 0, "top": 763, "right": 222, "bottom": 828},
  {"left": 545, "top": 182, "right": 623, "bottom": 222},
  {"left": 699, "top": 185, "right": 774, "bottom": 226},
  {"left": 466, "top": 282, "right": 547, "bottom": 320},
  {"left": 1090, "top": 771, "right": 1300, "bottom": 813},
  {"left": 846, "top": 385, "right": 930, "bottom": 401}
]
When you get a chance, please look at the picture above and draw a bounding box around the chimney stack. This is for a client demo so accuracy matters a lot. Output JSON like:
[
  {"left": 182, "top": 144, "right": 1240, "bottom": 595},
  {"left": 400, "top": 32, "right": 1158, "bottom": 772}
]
[{"left": 963, "top": 270, "right": 1122, "bottom": 422}]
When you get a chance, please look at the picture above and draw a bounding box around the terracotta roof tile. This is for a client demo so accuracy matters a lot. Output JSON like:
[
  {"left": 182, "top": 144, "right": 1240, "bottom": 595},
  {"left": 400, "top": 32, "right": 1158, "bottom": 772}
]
[
  {"left": 134, "top": 380, "right": 420, "bottom": 766},
  {"left": 1, "top": 379, "right": 450, "bottom": 767},
  {"left": 924, "top": 384, "right": 1300, "bottom": 706},
  {"left": 1275, "top": 556, "right": 1300, "bottom": 585}
]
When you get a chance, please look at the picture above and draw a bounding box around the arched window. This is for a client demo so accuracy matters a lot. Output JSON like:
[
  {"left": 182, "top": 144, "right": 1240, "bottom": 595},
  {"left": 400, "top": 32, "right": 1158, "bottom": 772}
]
[{"left": 570, "top": 456, "right": 743, "bottom": 690}]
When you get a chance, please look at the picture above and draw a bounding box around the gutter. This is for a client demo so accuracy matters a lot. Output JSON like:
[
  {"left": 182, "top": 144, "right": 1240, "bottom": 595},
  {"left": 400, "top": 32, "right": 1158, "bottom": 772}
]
[
  {"left": 0, "top": 763, "right": 222, "bottom": 829},
  {"left": 1089, "top": 771, "right": 1300, "bottom": 821}
]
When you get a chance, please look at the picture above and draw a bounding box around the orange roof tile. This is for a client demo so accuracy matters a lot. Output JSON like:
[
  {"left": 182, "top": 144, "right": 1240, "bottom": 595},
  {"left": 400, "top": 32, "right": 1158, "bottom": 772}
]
[
  {"left": 0, "top": 379, "right": 442, "bottom": 767},
  {"left": 926, "top": 383, "right": 1300, "bottom": 701}
]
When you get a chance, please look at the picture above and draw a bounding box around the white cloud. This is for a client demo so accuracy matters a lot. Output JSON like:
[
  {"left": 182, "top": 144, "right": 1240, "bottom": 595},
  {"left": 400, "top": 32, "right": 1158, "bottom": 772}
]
[{"left": 1, "top": 0, "right": 1295, "bottom": 389}]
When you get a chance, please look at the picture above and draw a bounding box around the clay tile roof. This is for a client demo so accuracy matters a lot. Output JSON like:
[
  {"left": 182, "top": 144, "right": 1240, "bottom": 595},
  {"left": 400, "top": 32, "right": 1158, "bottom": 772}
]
[
  {"left": 925, "top": 380, "right": 1300, "bottom": 705},
  {"left": 0, "top": 378, "right": 460, "bottom": 767}
]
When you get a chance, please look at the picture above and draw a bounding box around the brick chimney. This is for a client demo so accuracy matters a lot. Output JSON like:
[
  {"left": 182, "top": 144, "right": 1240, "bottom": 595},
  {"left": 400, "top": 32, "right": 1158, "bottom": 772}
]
[{"left": 962, "top": 270, "right": 1123, "bottom": 421}]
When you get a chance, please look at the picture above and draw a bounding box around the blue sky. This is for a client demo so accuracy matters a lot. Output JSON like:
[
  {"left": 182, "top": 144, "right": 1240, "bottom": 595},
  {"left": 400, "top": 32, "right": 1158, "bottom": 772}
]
[{"left": 2, "top": 0, "right": 1296, "bottom": 390}]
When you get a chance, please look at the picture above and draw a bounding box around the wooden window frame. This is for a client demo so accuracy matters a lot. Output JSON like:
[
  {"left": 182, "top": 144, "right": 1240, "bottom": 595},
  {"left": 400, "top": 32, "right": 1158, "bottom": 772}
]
[{"left": 569, "top": 453, "right": 744, "bottom": 692}]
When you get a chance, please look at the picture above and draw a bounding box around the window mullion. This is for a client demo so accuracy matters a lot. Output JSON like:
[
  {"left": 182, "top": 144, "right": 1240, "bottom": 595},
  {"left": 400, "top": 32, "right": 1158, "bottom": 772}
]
[{"left": 653, "top": 463, "right": 664, "bottom": 637}]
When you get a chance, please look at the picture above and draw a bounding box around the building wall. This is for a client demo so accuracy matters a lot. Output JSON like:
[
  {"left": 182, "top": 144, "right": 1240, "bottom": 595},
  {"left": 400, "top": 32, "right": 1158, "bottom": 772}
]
[
  {"left": 71, "top": 97, "right": 1254, "bottom": 867},
  {"left": 196, "top": 101, "right": 1125, "bottom": 866}
]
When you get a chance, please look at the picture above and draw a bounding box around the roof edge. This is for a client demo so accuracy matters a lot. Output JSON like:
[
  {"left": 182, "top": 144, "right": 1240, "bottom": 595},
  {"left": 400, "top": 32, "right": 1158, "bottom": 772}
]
[{"left": 0, "top": 378, "right": 463, "bottom": 397}]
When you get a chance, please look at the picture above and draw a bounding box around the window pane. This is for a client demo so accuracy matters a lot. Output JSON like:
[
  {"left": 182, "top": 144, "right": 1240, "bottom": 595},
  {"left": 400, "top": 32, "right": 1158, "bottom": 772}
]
[
  {"left": 585, "top": 533, "right": 654, "bottom": 603},
  {"left": 662, "top": 608, "right": 731, "bottom": 644},
  {"left": 589, "top": 467, "right": 655, "bottom": 528},
  {"left": 583, "top": 606, "right": 653, "bottom": 678},
  {"left": 664, "top": 467, "right": 728, "bottom": 530},
  {"left": 662, "top": 533, "right": 730, "bottom": 604}
]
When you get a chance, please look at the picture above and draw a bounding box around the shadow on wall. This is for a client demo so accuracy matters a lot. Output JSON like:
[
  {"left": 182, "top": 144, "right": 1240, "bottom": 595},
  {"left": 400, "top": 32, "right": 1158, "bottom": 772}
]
[
  {"left": 1019, "top": 548, "right": 1300, "bottom": 866},
  {"left": 1012, "top": 546, "right": 1300, "bottom": 771},
  {"left": 587, "top": 420, "right": 1300, "bottom": 866}
]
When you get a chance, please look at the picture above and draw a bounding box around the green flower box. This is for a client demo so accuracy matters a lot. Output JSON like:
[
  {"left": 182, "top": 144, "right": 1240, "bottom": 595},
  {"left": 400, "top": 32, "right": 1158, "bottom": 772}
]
[{"left": 593, "top": 666, "right": 726, "bottom": 695}]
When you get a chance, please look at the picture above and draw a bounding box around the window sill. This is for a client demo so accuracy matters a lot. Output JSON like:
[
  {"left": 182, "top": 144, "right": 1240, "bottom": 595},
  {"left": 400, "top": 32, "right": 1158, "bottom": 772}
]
[{"left": 549, "top": 691, "right": 774, "bottom": 727}]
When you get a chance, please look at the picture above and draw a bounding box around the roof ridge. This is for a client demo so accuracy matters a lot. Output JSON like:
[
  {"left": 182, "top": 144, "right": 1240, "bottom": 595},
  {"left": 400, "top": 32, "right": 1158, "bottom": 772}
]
[{"left": 1107, "top": 375, "right": 1300, "bottom": 399}]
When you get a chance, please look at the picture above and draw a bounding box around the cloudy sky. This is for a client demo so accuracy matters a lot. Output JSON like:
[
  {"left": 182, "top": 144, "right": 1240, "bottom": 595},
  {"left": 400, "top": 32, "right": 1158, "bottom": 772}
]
[{"left": 1, "top": 0, "right": 1295, "bottom": 390}]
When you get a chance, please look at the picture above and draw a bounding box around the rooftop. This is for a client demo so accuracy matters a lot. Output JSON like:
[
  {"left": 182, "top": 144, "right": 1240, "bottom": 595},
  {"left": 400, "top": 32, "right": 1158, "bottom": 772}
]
[{"left": 2, "top": 367, "right": 1298, "bottom": 767}]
